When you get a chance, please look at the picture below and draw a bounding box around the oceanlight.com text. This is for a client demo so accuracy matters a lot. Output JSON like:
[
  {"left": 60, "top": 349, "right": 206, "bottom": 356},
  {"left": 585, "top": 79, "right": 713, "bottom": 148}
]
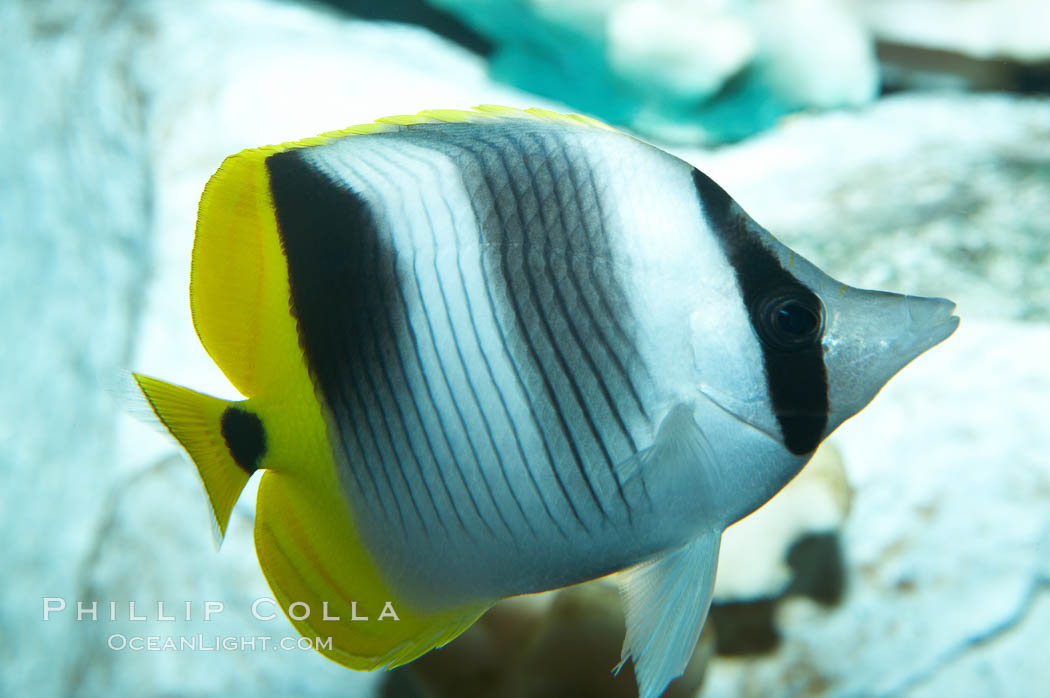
[{"left": 107, "top": 634, "right": 333, "bottom": 653}]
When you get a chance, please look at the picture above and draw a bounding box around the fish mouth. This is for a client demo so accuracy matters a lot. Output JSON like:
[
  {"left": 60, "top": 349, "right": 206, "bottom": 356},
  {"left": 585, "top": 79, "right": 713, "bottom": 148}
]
[{"left": 904, "top": 295, "right": 960, "bottom": 358}]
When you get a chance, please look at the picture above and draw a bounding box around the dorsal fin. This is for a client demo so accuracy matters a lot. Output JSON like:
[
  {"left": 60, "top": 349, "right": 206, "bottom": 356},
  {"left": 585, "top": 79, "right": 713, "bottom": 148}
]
[{"left": 190, "top": 150, "right": 277, "bottom": 397}]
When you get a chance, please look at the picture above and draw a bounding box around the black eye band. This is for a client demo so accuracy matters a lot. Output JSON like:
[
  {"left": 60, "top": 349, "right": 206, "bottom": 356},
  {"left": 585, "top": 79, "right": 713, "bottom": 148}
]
[{"left": 691, "top": 168, "right": 829, "bottom": 454}]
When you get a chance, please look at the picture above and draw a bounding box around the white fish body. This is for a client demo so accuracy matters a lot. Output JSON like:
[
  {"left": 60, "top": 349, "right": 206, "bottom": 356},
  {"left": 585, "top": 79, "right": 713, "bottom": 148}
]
[{"left": 134, "top": 107, "right": 959, "bottom": 698}]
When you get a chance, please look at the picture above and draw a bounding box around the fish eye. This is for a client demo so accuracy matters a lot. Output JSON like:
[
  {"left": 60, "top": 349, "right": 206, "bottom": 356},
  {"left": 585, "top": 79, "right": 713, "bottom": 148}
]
[{"left": 754, "top": 290, "right": 824, "bottom": 351}]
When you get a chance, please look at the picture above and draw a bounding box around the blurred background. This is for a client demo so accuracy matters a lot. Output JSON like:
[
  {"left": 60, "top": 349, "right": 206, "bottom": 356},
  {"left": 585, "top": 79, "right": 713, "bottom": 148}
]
[{"left": 2, "top": 0, "right": 1048, "bottom": 696}]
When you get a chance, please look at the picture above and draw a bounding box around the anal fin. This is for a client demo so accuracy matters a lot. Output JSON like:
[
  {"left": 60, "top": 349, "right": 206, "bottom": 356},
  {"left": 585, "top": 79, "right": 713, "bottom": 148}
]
[
  {"left": 253, "top": 470, "right": 490, "bottom": 670},
  {"left": 616, "top": 529, "right": 722, "bottom": 698}
]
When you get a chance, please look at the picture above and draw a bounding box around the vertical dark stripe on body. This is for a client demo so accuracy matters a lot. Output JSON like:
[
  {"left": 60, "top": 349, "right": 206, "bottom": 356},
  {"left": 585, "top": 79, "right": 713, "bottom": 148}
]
[
  {"left": 331, "top": 157, "right": 457, "bottom": 536},
  {"left": 550, "top": 135, "right": 653, "bottom": 427},
  {"left": 266, "top": 149, "right": 424, "bottom": 531},
  {"left": 389, "top": 136, "right": 584, "bottom": 536},
  {"left": 563, "top": 137, "right": 657, "bottom": 507},
  {"left": 691, "top": 168, "right": 829, "bottom": 455},
  {"left": 462, "top": 135, "right": 606, "bottom": 525},
  {"left": 517, "top": 132, "right": 634, "bottom": 513},
  {"left": 482, "top": 131, "right": 612, "bottom": 518},
  {"left": 389, "top": 123, "right": 652, "bottom": 527}
]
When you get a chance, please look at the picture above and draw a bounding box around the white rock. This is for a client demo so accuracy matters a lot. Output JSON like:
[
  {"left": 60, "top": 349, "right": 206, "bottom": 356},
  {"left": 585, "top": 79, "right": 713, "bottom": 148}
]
[
  {"left": 681, "top": 93, "right": 1050, "bottom": 323},
  {"left": 749, "top": 0, "right": 878, "bottom": 108},
  {"left": 859, "top": 0, "right": 1050, "bottom": 62},
  {"left": 607, "top": 0, "right": 756, "bottom": 101}
]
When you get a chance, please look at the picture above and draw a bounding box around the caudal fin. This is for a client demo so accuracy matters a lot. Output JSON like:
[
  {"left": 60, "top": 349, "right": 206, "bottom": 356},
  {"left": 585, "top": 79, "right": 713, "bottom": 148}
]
[{"left": 132, "top": 373, "right": 254, "bottom": 541}]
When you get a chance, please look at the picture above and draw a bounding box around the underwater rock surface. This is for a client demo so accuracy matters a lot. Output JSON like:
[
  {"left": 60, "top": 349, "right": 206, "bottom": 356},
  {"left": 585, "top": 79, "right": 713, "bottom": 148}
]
[
  {"left": 686, "top": 93, "right": 1050, "bottom": 323},
  {"left": 715, "top": 444, "right": 850, "bottom": 604},
  {"left": 859, "top": 0, "right": 1050, "bottom": 63},
  {"left": 701, "top": 319, "right": 1050, "bottom": 698},
  {"left": 0, "top": 3, "right": 151, "bottom": 697},
  {"left": 4, "top": 0, "right": 1048, "bottom": 696}
]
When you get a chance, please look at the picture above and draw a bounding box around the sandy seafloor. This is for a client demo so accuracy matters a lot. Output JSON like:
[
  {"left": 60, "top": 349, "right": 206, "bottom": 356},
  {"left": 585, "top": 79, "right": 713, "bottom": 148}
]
[{"left": 2, "top": 1, "right": 1048, "bottom": 696}]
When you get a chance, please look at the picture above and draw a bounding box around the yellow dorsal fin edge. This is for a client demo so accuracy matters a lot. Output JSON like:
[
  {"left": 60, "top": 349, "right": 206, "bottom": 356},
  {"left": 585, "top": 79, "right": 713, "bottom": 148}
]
[{"left": 256, "top": 104, "right": 614, "bottom": 156}]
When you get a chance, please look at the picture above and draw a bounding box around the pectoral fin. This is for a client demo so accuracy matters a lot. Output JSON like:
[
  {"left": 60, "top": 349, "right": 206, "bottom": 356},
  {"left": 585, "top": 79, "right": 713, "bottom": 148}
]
[
  {"left": 615, "top": 403, "right": 718, "bottom": 486},
  {"left": 616, "top": 529, "right": 722, "bottom": 698}
]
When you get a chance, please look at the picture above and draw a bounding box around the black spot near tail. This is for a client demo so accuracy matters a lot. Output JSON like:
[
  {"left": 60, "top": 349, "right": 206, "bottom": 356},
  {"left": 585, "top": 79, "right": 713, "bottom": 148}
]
[{"left": 221, "top": 406, "right": 266, "bottom": 474}]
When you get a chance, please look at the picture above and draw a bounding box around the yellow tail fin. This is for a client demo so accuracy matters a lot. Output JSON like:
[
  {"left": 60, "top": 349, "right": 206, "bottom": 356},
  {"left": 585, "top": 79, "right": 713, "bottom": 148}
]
[
  {"left": 132, "top": 373, "right": 254, "bottom": 540},
  {"left": 254, "top": 469, "right": 490, "bottom": 670}
]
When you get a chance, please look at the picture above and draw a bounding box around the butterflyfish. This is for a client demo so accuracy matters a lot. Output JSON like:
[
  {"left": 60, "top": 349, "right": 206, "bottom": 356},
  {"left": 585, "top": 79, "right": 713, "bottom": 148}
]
[{"left": 133, "top": 106, "right": 959, "bottom": 698}]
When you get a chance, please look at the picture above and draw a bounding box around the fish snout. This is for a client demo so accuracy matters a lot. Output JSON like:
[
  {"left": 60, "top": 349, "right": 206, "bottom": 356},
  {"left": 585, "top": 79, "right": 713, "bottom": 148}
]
[
  {"left": 904, "top": 295, "right": 960, "bottom": 358},
  {"left": 821, "top": 287, "right": 959, "bottom": 431}
]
